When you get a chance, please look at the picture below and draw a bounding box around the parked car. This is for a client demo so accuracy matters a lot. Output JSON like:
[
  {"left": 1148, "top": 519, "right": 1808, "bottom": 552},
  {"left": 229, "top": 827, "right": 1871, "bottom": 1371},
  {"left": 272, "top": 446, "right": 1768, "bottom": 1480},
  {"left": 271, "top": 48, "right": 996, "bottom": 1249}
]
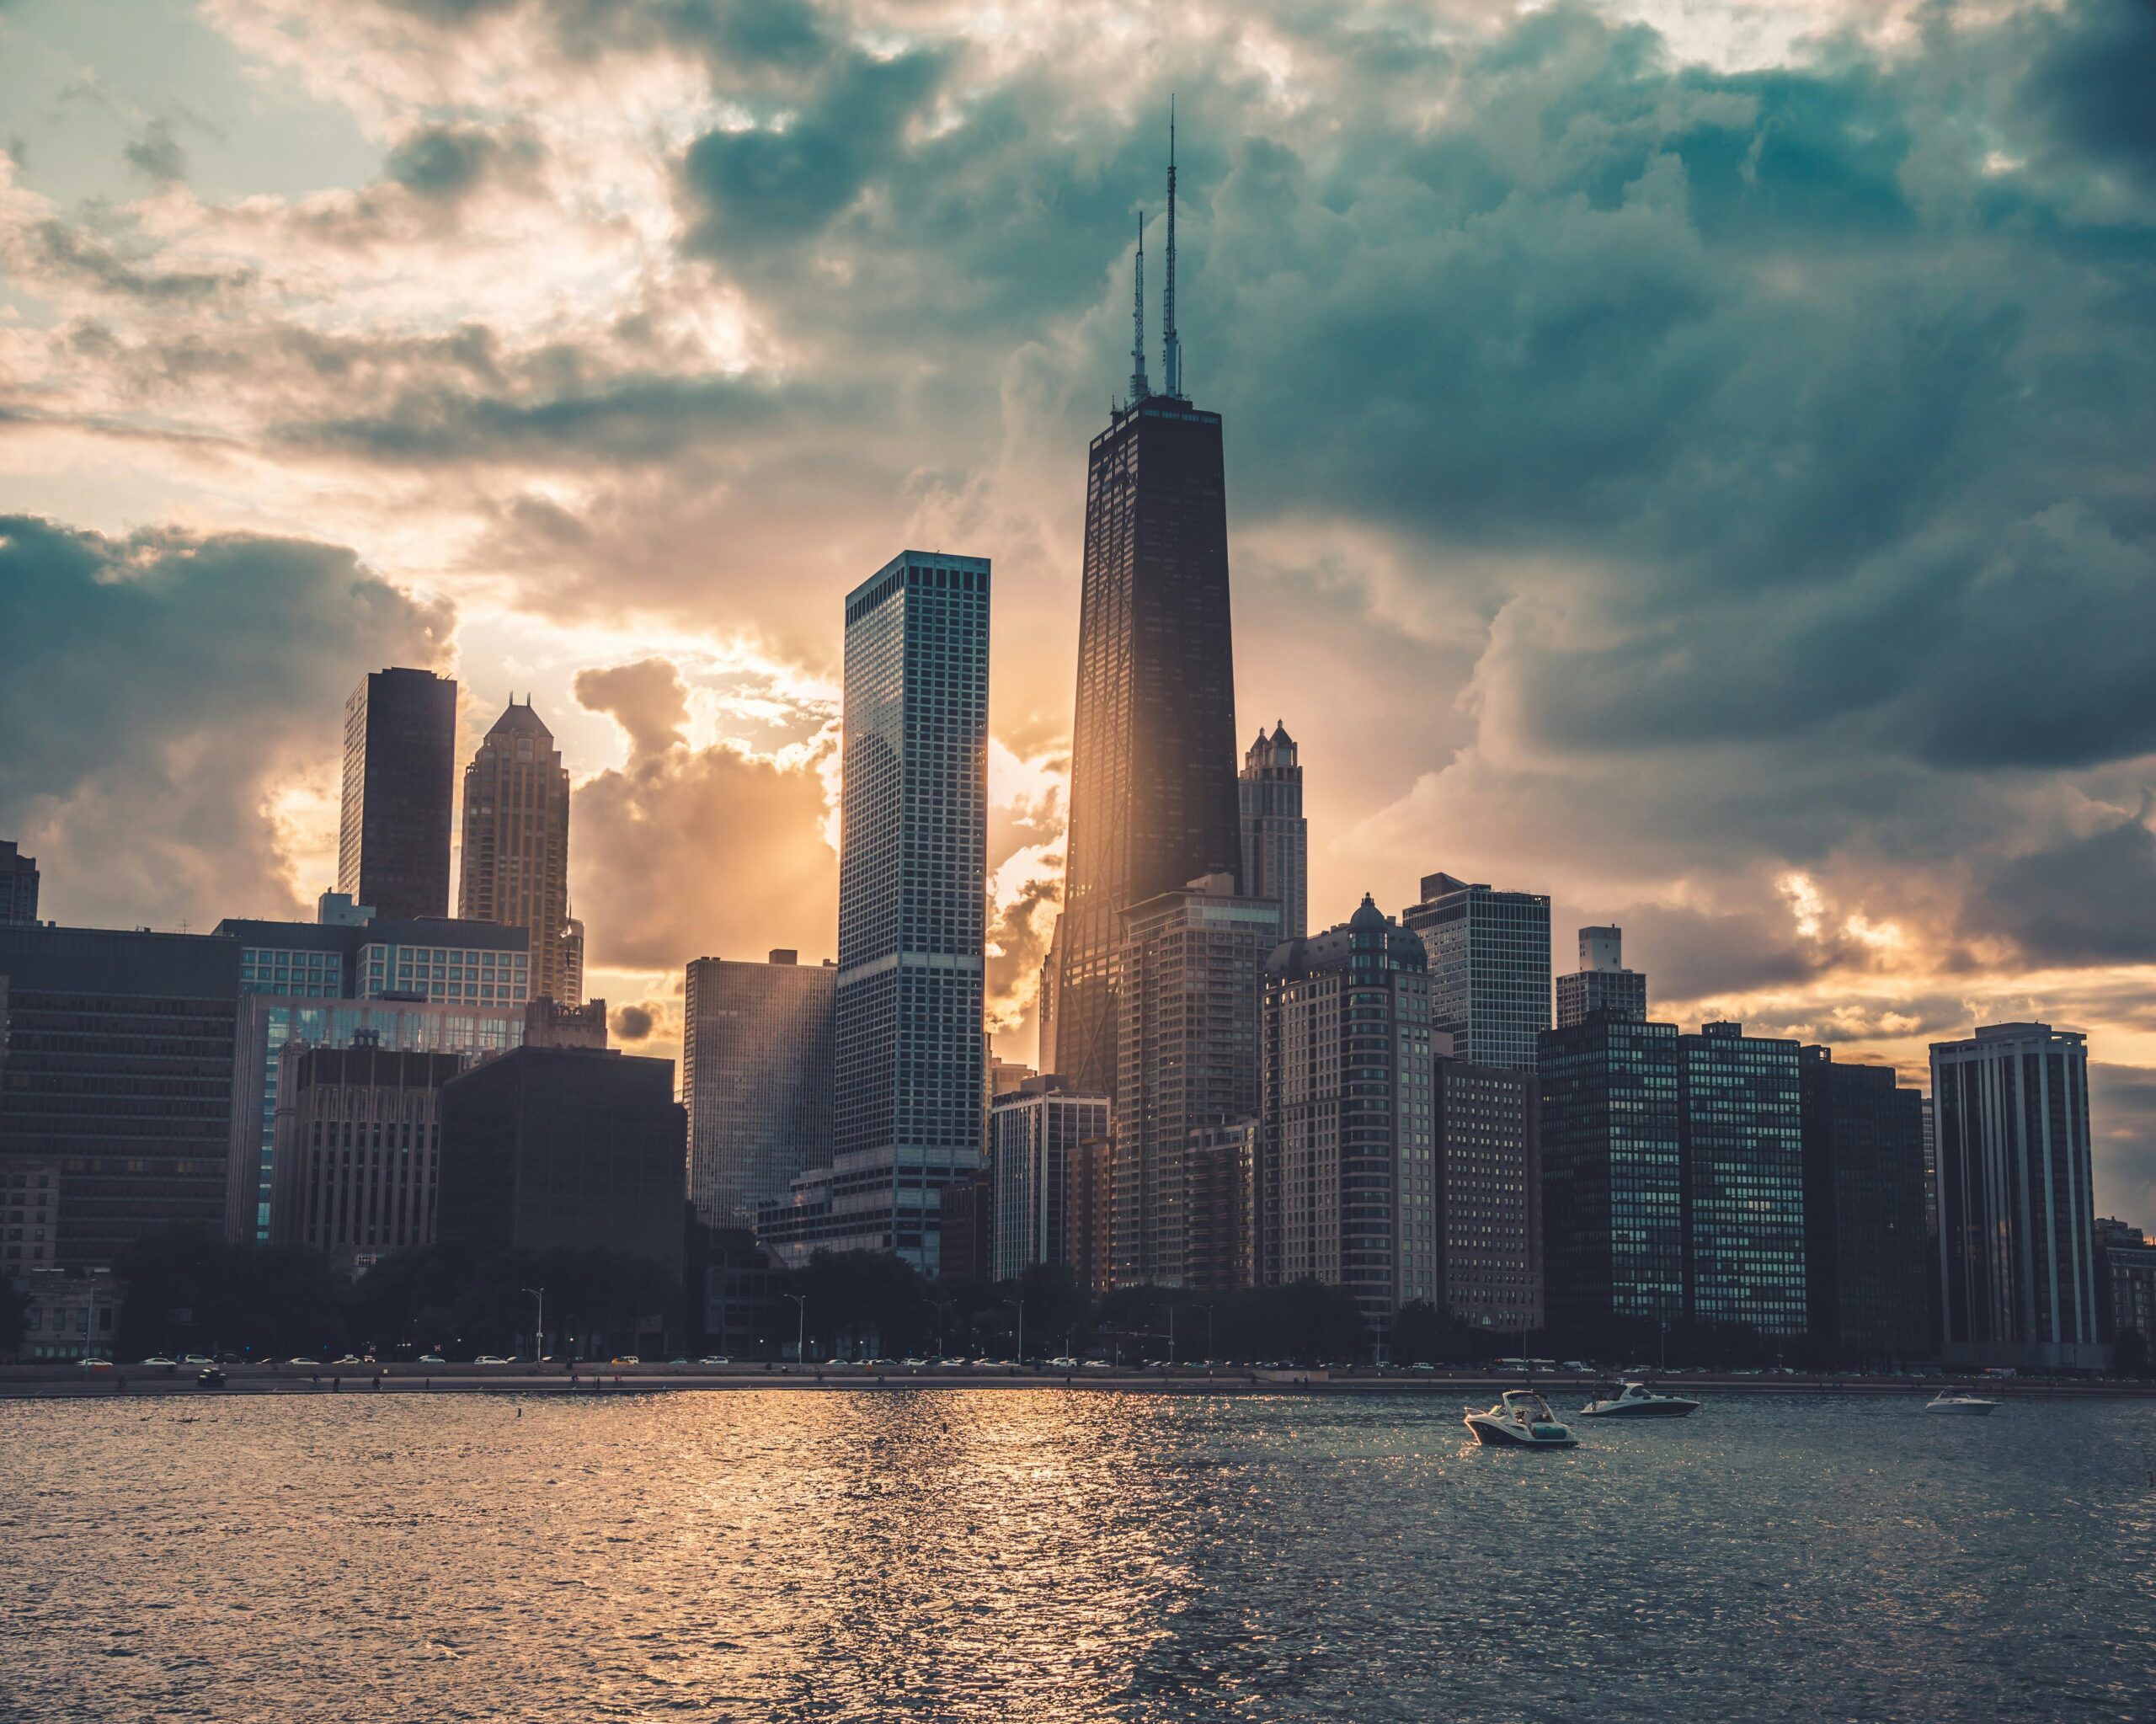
[
  {"left": 183, "top": 1354, "right": 214, "bottom": 1365},
  {"left": 76, "top": 1357, "right": 114, "bottom": 1370},
  {"left": 473, "top": 1355, "right": 513, "bottom": 1365},
  {"left": 138, "top": 1356, "right": 177, "bottom": 1367},
  {"left": 699, "top": 1356, "right": 734, "bottom": 1365},
  {"left": 287, "top": 1358, "right": 321, "bottom": 1365},
  {"left": 417, "top": 1353, "right": 446, "bottom": 1364},
  {"left": 610, "top": 1356, "right": 640, "bottom": 1366}
]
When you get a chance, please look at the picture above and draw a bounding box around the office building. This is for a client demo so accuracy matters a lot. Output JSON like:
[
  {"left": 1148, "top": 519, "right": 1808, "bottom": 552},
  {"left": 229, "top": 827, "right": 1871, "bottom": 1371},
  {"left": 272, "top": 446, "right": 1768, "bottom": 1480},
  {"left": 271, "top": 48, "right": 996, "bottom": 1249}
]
[
  {"left": 1239, "top": 723, "right": 1306, "bottom": 941},
  {"left": 458, "top": 697, "right": 577, "bottom": 1005},
  {"left": 1434, "top": 1056, "right": 1543, "bottom": 1335},
  {"left": 1113, "top": 872, "right": 1278, "bottom": 1289},
  {"left": 1678, "top": 1023, "right": 1806, "bottom": 1338},
  {"left": 0, "top": 841, "right": 39, "bottom": 926},
  {"left": 222, "top": 992, "right": 530, "bottom": 1241},
  {"left": 1404, "top": 873, "right": 1551, "bottom": 1071},
  {"left": 270, "top": 1043, "right": 465, "bottom": 1262},
  {"left": 990, "top": 1077, "right": 1110, "bottom": 1283},
  {"left": 13, "top": 1270, "right": 121, "bottom": 1362},
  {"left": 1931, "top": 1022, "right": 2106, "bottom": 1371},
  {"left": 1, "top": 1159, "right": 60, "bottom": 1276},
  {"left": 766, "top": 551, "right": 989, "bottom": 1273},
  {"left": 684, "top": 951, "right": 835, "bottom": 1231},
  {"left": 437, "top": 1046, "right": 686, "bottom": 1278},
  {"left": 936, "top": 1171, "right": 994, "bottom": 1284},
  {"left": 1036, "top": 918, "right": 1062, "bottom": 1078},
  {"left": 1186, "top": 1121, "right": 1257, "bottom": 1295},
  {"left": 1556, "top": 925, "right": 1646, "bottom": 1030},
  {"left": 525, "top": 995, "right": 608, "bottom": 1049},
  {"left": 1538, "top": 1015, "right": 1684, "bottom": 1339},
  {"left": 1261, "top": 897, "right": 1435, "bottom": 1343},
  {"left": 2097, "top": 1219, "right": 2155, "bottom": 1353},
  {"left": 0, "top": 925, "right": 241, "bottom": 1268},
  {"left": 1054, "top": 140, "right": 1241, "bottom": 1102},
  {"left": 339, "top": 667, "right": 456, "bottom": 921},
  {"left": 1070, "top": 1135, "right": 1115, "bottom": 1297},
  {"left": 1799, "top": 1048, "right": 1930, "bottom": 1364},
  {"left": 216, "top": 909, "right": 531, "bottom": 1006},
  {"left": 563, "top": 918, "right": 585, "bottom": 1011}
]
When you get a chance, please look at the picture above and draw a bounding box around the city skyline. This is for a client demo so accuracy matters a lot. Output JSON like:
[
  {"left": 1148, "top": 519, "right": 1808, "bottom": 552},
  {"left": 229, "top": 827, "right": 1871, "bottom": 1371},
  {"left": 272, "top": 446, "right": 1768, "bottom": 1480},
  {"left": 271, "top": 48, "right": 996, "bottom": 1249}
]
[{"left": 0, "top": 0, "right": 2152, "bottom": 1225}]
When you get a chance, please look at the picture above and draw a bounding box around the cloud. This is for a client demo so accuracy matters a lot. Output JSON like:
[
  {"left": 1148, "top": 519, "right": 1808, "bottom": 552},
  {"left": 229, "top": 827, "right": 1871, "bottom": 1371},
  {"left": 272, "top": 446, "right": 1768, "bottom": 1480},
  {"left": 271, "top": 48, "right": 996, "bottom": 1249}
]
[
  {"left": 611, "top": 1002, "right": 655, "bottom": 1041},
  {"left": 574, "top": 657, "right": 690, "bottom": 756},
  {"left": 0, "top": 515, "right": 451, "bottom": 929},
  {"left": 1975, "top": 811, "right": 2156, "bottom": 968},
  {"left": 124, "top": 120, "right": 189, "bottom": 184},
  {"left": 383, "top": 120, "right": 543, "bottom": 200}
]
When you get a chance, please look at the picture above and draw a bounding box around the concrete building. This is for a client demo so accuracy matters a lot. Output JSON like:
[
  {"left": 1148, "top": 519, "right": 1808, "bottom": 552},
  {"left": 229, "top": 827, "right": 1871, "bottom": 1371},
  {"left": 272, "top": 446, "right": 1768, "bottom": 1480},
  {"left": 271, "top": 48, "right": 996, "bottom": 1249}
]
[
  {"left": 1113, "top": 871, "right": 1278, "bottom": 1289},
  {"left": 1556, "top": 925, "right": 1646, "bottom": 1030},
  {"left": 683, "top": 951, "right": 835, "bottom": 1231},
  {"left": 1800, "top": 1048, "right": 1930, "bottom": 1364},
  {"left": 1434, "top": 1055, "right": 1543, "bottom": 1335},
  {"left": 0, "top": 840, "right": 39, "bottom": 926},
  {"left": 436, "top": 1046, "right": 686, "bottom": 1278},
  {"left": 1261, "top": 896, "right": 1436, "bottom": 1345},
  {"left": 990, "top": 1077, "right": 1110, "bottom": 1283},
  {"left": 1678, "top": 1023, "right": 1806, "bottom": 1339},
  {"left": 1538, "top": 1015, "right": 1684, "bottom": 1340},
  {"left": 525, "top": 996, "right": 608, "bottom": 1049},
  {"left": 0, "top": 924, "right": 241, "bottom": 1268},
  {"left": 270, "top": 1043, "right": 465, "bottom": 1262},
  {"left": 339, "top": 667, "right": 457, "bottom": 922},
  {"left": 936, "top": 1170, "right": 994, "bottom": 1285},
  {"left": 1239, "top": 723, "right": 1306, "bottom": 941},
  {"left": 1932, "top": 1022, "right": 2107, "bottom": 1371},
  {"left": 2097, "top": 1219, "right": 2155, "bottom": 1358},
  {"left": 1185, "top": 1121, "right": 1257, "bottom": 1294},
  {"left": 1404, "top": 872, "right": 1551, "bottom": 1072},
  {"left": 215, "top": 907, "right": 531, "bottom": 1006},
  {"left": 13, "top": 1271, "right": 121, "bottom": 1362},
  {"left": 1, "top": 1159, "right": 60, "bottom": 1277},
  {"left": 458, "top": 697, "right": 577, "bottom": 1006}
]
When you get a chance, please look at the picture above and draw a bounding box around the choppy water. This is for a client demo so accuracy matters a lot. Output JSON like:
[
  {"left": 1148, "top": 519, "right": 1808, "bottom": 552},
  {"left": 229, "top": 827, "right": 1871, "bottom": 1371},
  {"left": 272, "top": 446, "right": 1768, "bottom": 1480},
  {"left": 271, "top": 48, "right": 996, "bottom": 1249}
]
[{"left": 3, "top": 1390, "right": 2152, "bottom": 1721}]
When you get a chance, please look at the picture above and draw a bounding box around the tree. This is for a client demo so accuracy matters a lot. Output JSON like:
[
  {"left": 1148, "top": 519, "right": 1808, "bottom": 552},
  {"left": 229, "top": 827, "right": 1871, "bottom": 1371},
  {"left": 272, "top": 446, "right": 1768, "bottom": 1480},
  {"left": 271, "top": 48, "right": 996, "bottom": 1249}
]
[
  {"left": 2115, "top": 1329, "right": 2147, "bottom": 1379},
  {"left": 0, "top": 1279, "right": 29, "bottom": 1361}
]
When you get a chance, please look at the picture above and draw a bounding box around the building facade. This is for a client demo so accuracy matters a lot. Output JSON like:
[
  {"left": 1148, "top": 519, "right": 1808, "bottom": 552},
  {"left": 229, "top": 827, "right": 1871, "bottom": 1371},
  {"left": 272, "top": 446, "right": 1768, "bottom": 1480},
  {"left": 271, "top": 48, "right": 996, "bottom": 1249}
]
[
  {"left": 1185, "top": 1121, "right": 1257, "bottom": 1295},
  {"left": 1113, "top": 872, "right": 1278, "bottom": 1289},
  {"left": 1404, "top": 873, "right": 1551, "bottom": 1072},
  {"left": 990, "top": 1078, "right": 1111, "bottom": 1283},
  {"left": 436, "top": 1046, "right": 686, "bottom": 1277},
  {"left": 2, "top": 1158, "right": 60, "bottom": 1277},
  {"left": 781, "top": 550, "right": 988, "bottom": 1273},
  {"left": 270, "top": 1043, "right": 465, "bottom": 1262},
  {"left": 1261, "top": 897, "right": 1435, "bottom": 1345},
  {"left": 684, "top": 951, "right": 835, "bottom": 1231},
  {"left": 1238, "top": 723, "right": 1306, "bottom": 942},
  {"left": 0, "top": 840, "right": 39, "bottom": 926},
  {"left": 1538, "top": 1015, "right": 1684, "bottom": 1340},
  {"left": 1556, "top": 924, "right": 1646, "bottom": 1030},
  {"left": 1434, "top": 1056, "right": 1543, "bottom": 1335},
  {"left": 458, "top": 697, "right": 577, "bottom": 1005},
  {"left": 1799, "top": 1048, "right": 1930, "bottom": 1364},
  {"left": 1678, "top": 1023, "right": 1806, "bottom": 1338},
  {"left": 2097, "top": 1220, "right": 2156, "bottom": 1355},
  {"left": 0, "top": 925, "right": 241, "bottom": 1268},
  {"left": 339, "top": 667, "right": 457, "bottom": 922},
  {"left": 216, "top": 911, "right": 531, "bottom": 1007},
  {"left": 1931, "top": 1022, "right": 2106, "bottom": 1371}
]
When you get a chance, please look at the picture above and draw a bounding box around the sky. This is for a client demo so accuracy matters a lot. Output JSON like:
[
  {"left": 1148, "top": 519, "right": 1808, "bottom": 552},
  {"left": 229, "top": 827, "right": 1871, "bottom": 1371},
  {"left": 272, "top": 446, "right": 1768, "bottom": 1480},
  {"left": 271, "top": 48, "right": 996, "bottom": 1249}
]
[{"left": 1, "top": 0, "right": 2153, "bottom": 1214}]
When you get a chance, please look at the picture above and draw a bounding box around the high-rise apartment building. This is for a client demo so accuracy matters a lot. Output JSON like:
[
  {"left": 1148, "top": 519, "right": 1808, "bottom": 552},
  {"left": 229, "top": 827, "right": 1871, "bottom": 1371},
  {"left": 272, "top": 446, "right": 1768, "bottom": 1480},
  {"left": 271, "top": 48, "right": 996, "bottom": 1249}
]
[
  {"left": 1435, "top": 1056, "right": 1543, "bottom": 1335},
  {"left": 763, "top": 552, "right": 989, "bottom": 1273},
  {"left": 1556, "top": 924, "right": 1646, "bottom": 1029},
  {"left": 1404, "top": 873, "right": 1551, "bottom": 1071},
  {"left": 270, "top": 1043, "right": 465, "bottom": 1262},
  {"left": 989, "top": 1077, "right": 1110, "bottom": 1283},
  {"left": 1260, "top": 897, "right": 1435, "bottom": 1343},
  {"left": 1113, "top": 871, "right": 1278, "bottom": 1289},
  {"left": 459, "top": 697, "right": 576, "bottom": 1005},
  {"left": 1678, "top": 1022, "right": 1806, "bottom": 1338},
  {"left": 683, "top": 950, "right": 835, "bottom": 1231},
  {"left": 0, "top": 841, "right": 39, "bottom": 926},
  {"left": 1239, "top": 723, "right": 1306, "bottom": 942},
  {"left": 1931, "top": 1022, "right": 2106, "bottom": 1370},
  {"left": 338, "top": 668, "right": 456, "bottom": 921},
  {"left": 1799, "top": 1047, "right": 1929, "bottom": 1363},
  {"left": 1538, "top": 1015, "right": 1684, "bottom": 1340},
  {"left": 1054, "top": 140, "right": 1241, "bottom": 1102}
]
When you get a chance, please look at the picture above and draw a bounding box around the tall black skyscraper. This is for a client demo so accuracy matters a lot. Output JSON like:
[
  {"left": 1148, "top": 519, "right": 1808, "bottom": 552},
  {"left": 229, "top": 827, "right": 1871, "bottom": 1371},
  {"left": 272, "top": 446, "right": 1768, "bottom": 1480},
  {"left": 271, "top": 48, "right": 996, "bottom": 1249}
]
[
  {"left": 1056, "top": 117, "right": 1241, "bottom": 1099},
  {"left": 338, "top": 667, "right": 457, "bottom": 921}
]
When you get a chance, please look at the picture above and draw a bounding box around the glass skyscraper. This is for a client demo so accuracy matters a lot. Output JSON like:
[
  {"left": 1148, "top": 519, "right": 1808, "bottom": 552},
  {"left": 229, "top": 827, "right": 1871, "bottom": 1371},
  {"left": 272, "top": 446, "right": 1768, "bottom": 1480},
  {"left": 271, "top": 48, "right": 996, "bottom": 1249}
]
[
  {"left": 683, "top": 950, "right": 835, "bottom": 1231},
  {"left": 338, "top": 667, "right": 456, "bottom": 921},
  {"left": 1799, "top": 1045, "right": 1929, "bottom": 1364},
  {"left": 1678, "top": 1022, "right": 1806, "bottom": 1338},
  {"left": 766, "top": 552, "right": 988, "bottom": 1273},
  {"left": 1404, "top": 872, "right": 1551, "bottom": 1071}
]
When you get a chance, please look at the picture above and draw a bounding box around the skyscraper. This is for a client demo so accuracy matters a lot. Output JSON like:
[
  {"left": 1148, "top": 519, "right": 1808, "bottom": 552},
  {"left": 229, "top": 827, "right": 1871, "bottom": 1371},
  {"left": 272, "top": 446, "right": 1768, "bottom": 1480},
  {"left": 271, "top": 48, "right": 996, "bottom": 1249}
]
[
  {"left": 1403, "top": 873, "right": 1551, "bottom": 1071},
  {"left": 1556, "top": 924, "right": 1646, "bottom": 1029},
  {"left": 1261, "top": 896, "right": 1436, "bottom": 1343},
  {"left": 766, "top": 551, "right": 989, "bottom": 1273},
  {"left": 0, "top": 840, "right": 39, "bottom": 925},
  {"left": 458, "top": 697, "right": 575, "bottom": 1005},
  {"left": 683, "top": 950, "right": 835, "bottom": 1231},
  {"left": 1678, "top": 1022, "right": 1806, "bottom": 1338},
  {"left": 270, "top": 1043, "right": 466, "bottom": 1262},
  {"left": 338, "top": 668, "right": 456, "bottom": 921},
  {"left": 1799, "top": 1047, "right": 1929, "bottom": 1364},
  {"left": 1055, "top": 125, "right": 1241, "bottom": 1101},
  {"left": 1113, "top": 870, "right": 1278, "bottom": 1289},
  {"left": 1435, "top": 1055, "right": 1543, "bottom": 1335},
  {"left": 990, "top": 1076, "right": 1110, "bottom": 1283},
  {"left": 1931, "top": 1021, "right": 2106, "bottom": 1370},
  {"left": 1239, "top": 723, "right": 1306, "bottom": 942}
]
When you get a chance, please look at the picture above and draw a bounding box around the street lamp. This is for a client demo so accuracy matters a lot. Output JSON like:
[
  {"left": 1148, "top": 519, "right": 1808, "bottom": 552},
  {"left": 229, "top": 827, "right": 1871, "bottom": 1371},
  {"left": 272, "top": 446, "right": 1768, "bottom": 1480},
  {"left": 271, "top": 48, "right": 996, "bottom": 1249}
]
[
  {"left": 1002, "top": 1298, "right": 1025, "bottom": 1365},
  {"left": 522, "top": 1287, "right": 545, "bottom": 1363},
  {"left": 931, "top": 1299, "right": 958, "bottom": 1358},
  {"left": 1191, "top": 1303, "right": 1214, "bottom": 1369},
  {"left": 783, "top": 1294, "right": 808, "bottom": 1365}
]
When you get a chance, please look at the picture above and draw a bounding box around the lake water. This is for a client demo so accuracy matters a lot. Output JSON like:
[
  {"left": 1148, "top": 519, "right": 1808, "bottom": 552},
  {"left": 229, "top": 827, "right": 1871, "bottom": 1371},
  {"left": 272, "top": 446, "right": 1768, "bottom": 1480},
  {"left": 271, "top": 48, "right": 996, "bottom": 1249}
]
[{"left": 3, "top": 1390, "right": 2151, "bottom": 1721}]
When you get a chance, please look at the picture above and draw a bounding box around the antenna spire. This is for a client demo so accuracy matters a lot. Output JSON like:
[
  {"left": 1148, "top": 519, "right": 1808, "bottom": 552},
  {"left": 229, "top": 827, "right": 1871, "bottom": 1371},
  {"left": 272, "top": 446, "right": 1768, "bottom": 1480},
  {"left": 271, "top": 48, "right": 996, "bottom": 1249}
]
[
  {"left": 1129, "top": 211, "right": 1149, "bottom": 404},
  {"left": 1163, "top": 96, "right": 1182, "bottom": 398}
]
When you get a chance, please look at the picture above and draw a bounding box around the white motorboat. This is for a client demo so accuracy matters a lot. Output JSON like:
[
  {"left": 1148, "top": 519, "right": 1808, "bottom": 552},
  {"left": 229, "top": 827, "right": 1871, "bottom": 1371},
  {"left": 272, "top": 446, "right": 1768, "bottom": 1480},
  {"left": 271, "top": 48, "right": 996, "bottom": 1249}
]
[
  {"left": 1465, "top": 1389, "right": 1579, "bottom": 1448},
  {"left": 1925, "top": 1390, "right": 1999, "bottom": 1416},
  {"left": 1579, "top": 1380, "right": 1701, "bottom": 1419}
]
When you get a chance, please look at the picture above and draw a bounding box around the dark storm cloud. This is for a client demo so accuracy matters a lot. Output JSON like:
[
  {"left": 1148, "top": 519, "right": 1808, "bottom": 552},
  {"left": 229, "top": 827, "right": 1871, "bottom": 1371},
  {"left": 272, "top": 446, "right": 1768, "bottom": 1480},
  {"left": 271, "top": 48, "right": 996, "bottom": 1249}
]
[
  {"left": 384, "top": 121, "right": 543, "bottom": 200},
  {"left": 2090, "top": 1062, "right": 2156, "bottom": 1226},
  {"left": 1975, "top": 814, "right": 2156, "bottom": 968},
  {"left": 0, "top": 515, "right": 450, "bottom": 928},
  {"left": 2015, "top": 0, "right": 2156, "bottom": 189}
]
